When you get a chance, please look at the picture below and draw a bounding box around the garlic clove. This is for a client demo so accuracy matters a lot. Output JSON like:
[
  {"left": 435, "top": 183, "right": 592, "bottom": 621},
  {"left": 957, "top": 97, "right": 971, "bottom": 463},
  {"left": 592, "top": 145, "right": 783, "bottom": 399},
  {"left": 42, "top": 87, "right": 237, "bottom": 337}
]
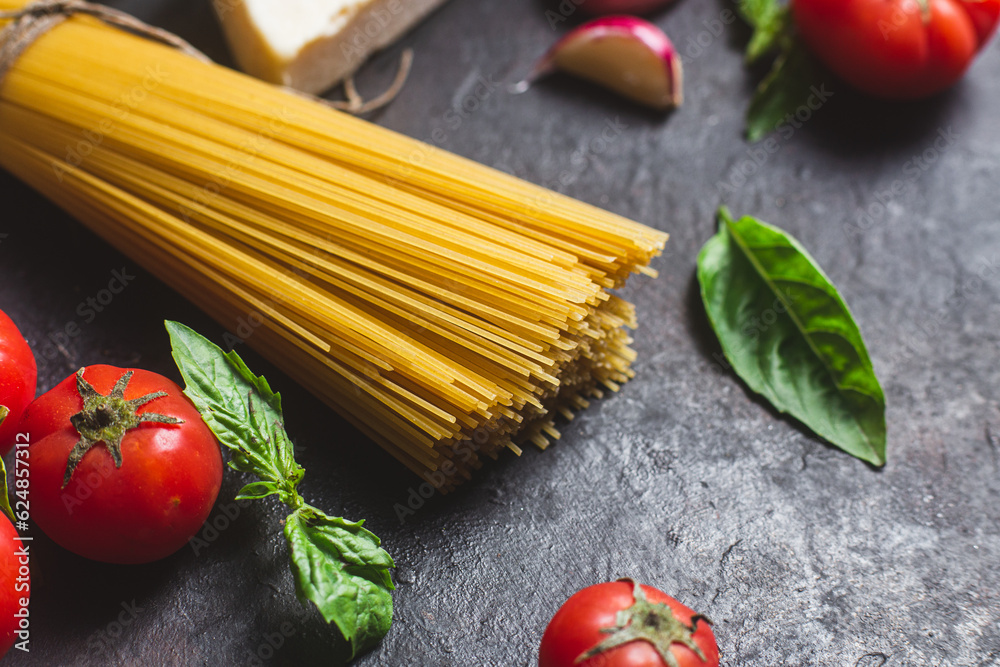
[{"left": 537, "top": 16, "right": 683, "bottom": 110}]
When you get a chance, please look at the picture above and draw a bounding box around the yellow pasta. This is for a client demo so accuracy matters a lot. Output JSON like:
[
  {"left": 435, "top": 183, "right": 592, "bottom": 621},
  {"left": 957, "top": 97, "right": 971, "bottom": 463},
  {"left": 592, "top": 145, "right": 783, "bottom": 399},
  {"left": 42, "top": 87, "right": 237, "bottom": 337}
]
[{"left": 0, "top": 1, "right": 666, "bottom": 489}]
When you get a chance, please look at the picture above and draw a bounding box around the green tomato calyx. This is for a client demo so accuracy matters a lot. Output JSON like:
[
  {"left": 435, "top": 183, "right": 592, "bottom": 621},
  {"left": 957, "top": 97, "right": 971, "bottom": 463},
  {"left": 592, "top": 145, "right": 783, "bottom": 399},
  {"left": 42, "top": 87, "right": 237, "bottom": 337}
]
[
  {"left": 0, "top": 405, "right": 8, "bottom": 430},
  {"left": 575, "top": 579, "right": 711, "bottom": 667},
  {"left": 63, "top": 368, "right": 183, "bottom": 488},
  {"left": 916, "top": 0, "right": 931, "bottom": 23}
]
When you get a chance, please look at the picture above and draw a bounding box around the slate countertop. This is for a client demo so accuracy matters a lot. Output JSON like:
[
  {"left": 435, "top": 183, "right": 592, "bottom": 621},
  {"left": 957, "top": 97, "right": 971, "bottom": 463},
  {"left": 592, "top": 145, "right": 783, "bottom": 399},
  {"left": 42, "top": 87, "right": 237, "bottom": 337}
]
[{"left": 3, "top": 0, "right": 999, "bottom": 665}]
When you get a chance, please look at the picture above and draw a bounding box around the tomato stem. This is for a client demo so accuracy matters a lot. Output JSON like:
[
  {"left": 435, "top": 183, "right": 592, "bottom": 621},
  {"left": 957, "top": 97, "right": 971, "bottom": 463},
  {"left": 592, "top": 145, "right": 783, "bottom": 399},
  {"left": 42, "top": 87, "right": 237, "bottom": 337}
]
[
  {"left": 916, "top": 0, "right": 931, "bottom": 23},
  {"left": 63, "top": 368, "right": 184, "bottom": 488},
  {"left": 575, "top": 579, "right": 711, "bottom": 667}
]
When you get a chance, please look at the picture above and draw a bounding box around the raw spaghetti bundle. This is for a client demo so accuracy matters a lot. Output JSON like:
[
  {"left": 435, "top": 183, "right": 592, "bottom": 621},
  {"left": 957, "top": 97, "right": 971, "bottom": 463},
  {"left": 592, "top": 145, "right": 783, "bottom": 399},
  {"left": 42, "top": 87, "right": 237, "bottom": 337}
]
[{"left": 0, "top": 0, "right": 667, "bottom": 490}]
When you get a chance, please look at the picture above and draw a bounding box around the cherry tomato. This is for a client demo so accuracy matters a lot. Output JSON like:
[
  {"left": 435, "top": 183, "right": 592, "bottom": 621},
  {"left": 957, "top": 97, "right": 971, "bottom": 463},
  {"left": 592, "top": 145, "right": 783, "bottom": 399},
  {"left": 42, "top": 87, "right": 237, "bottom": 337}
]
[
  {"left": 539, "top": 579, "right": 719, "bottom": 667},
  {"left": 792, "top": 0, "right": 1000, "bottom": 98},
  {"left": 0, "top": 309, "right": 36, "bottom": 455},
  {"left": 22, "top": 365, "right": 223, "bottom": 564},
  {"left": 0, "top": 514, "right": 28, "bottom": 658}
]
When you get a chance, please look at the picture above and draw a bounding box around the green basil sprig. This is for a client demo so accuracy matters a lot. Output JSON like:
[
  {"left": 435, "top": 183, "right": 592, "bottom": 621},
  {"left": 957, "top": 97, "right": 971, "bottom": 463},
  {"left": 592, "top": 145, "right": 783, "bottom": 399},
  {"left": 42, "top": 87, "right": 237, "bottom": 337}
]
[
  {"left": 738, "top": 0, "right": 829, "bottom": 142},
  {"left": 166, "top": 321, "right": 394, "bottom": 659},
  {"left": 697, "top": 208, "right": 886, "bottom": 466},
  {"left": 740, "top": 0, "right": 792, "bottom": 62}
]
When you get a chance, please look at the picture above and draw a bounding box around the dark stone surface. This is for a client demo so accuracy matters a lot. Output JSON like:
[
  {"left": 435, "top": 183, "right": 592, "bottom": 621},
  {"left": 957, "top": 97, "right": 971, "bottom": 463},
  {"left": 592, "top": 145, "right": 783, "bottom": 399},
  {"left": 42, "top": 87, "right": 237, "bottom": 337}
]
[{"left": 2, "top": 0, "right": 999, "bottom": 665}]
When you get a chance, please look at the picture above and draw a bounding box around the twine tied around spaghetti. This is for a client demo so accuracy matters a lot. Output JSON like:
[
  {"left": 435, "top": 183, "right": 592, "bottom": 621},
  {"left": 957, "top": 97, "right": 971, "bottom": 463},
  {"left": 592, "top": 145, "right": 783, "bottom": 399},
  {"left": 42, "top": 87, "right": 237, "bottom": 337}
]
[{"left": 0, "top": 0, "right": 413, "bottom": 115}]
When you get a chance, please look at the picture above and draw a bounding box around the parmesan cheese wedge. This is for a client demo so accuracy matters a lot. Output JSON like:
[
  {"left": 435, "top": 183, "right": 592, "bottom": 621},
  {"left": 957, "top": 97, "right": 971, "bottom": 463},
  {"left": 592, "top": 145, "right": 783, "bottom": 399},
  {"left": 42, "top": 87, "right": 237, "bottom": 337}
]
[{"left": 214, "top": 0, "right": 449, "bottom": 94}]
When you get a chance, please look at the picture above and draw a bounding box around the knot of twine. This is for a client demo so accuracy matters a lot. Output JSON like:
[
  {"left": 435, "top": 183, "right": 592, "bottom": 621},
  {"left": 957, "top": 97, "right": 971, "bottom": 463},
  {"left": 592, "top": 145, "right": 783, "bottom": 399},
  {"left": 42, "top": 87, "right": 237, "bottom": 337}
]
[
  {"left": 0, "top": 0, "right": 412, "bottom": 114},
  {"left": 0, "top": 0, "right": 210, "bottom": 84}
]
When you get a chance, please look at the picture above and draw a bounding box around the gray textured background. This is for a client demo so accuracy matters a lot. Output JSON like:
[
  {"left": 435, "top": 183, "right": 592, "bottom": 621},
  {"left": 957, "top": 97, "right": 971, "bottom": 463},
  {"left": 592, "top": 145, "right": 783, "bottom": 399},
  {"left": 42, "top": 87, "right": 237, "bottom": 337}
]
[{"left": 2, "top": 0, "right": 999, "bottom": 665}]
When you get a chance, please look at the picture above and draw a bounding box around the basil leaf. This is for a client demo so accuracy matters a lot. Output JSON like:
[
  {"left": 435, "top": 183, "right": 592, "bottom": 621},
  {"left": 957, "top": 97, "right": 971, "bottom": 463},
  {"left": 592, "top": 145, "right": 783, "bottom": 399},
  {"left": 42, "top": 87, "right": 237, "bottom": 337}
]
[
  {"left": 738, "top": 0, "right": 781, "bottom": 25},
  {"left": 0, "top": 456, "right": 13, "bottom": 524},
  {"left": 739, "top": 0, "right": 792, "bottom": 63},
  {"left": 235, "top": 481, "right": 279, "bottom": 500},
  {"left": 285, "top": 508, "right": 395, "bottom": 657},
  {"left": 736, "top": 0, "right": 832, "bottom": 142},
  {"left": 166, "top": 321, "right": 302, "bottom": 488},
  {"left": 166, "top": 321, "right": 395, "bottom": 658},
  {"left": 746, "top": 43, "right": 824, "bottom": 142},
  {"left": 697, "top": 208, "right": 886, "bottom": 466}
]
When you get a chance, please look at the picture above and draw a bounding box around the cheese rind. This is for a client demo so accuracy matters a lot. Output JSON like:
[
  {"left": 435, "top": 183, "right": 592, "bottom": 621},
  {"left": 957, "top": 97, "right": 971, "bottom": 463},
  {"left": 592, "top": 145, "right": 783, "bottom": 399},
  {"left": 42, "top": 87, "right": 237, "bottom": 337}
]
[{"left": 215, "top": 0, "right": 448, "bottom": 94}]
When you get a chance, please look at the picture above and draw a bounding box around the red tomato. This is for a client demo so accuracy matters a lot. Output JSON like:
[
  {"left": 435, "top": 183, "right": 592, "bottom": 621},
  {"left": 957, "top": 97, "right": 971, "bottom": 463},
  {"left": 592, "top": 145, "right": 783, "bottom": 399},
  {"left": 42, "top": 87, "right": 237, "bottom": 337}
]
[
  {"left": 792, "top": 0, "right": 1000, "bottom": 98},
  {"left": 0, "top": 515, "right": 28, "bottom": 658},
  {"left": 539, "top": 580, "right": 719, "bottom": 667},
  {"left": 0, "top": 309, "right": 36, "bottom": 455},
  {"left": 21, "top": 365, "right": 222, "bottom": 564}
]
